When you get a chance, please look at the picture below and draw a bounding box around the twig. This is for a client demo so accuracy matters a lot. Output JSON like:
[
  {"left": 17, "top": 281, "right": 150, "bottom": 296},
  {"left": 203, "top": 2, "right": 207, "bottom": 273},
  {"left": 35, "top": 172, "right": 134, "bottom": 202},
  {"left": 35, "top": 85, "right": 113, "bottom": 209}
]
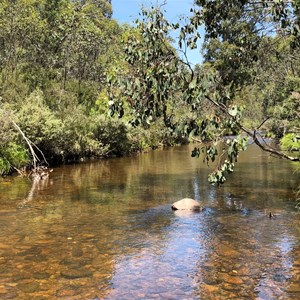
[
  {"left": 191, "top": 136, "right": 202, "bottom": 143},
  {"left": 256, "top": 117, "right": 270, "bottom": 130},
  {"left": 11, "top": 120, "right": 40, "bottom": 169}
]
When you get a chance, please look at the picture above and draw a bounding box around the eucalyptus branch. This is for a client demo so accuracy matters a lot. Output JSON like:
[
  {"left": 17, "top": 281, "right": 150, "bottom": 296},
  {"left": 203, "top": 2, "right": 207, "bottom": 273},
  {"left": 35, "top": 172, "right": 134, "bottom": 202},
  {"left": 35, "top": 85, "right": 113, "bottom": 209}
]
[
  {"left": 159, "top": 33, "right": 194, "bottom": 75},
  {"left": 177, "top": 48, "right": 194, "bottom": 76},
  {"left": 204, "top": 95, "right": 299, "bottom": 162},
  {"left": 256, "top": 117, "right": 270, "bottom": 130}
]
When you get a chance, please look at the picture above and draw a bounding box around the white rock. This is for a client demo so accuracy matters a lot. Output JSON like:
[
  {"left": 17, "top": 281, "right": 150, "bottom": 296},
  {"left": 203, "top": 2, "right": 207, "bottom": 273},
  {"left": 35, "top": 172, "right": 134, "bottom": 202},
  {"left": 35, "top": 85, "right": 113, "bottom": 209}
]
[{"left": 171, "top": 198, "right": 202, "bottom": 211}]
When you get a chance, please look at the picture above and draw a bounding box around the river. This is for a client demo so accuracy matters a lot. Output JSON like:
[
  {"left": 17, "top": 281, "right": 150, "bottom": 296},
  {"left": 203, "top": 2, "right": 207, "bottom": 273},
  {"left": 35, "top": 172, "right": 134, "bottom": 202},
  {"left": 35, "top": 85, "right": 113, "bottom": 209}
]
[{"left": 0, "top": 144, "right": 299, "bottom": 299}]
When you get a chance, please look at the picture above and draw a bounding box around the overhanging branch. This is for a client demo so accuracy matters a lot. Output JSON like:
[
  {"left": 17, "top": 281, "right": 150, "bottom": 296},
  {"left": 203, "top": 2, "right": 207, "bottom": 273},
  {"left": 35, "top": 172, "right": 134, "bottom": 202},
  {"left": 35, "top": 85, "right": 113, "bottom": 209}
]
[{"left": 204, "top": 95, "right": 300, "bottom": 162}]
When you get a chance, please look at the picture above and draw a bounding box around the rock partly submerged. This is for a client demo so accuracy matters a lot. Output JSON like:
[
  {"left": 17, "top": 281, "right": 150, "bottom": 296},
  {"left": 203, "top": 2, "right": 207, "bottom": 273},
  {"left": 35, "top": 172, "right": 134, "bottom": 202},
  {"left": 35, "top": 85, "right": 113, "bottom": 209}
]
[{"left": 171, "top": 198, "right": 202, "bottom": 211}]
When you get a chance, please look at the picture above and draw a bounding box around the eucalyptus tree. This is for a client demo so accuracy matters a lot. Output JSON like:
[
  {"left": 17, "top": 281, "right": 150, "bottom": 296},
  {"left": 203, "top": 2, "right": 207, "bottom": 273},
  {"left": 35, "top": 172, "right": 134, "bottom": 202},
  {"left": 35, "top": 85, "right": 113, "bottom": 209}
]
[
  {"left": 109, "top": 1, "right": 300, "bottom": 185},
  {"left": 197, "top": 0, "right": 300, "bottom": 125}
]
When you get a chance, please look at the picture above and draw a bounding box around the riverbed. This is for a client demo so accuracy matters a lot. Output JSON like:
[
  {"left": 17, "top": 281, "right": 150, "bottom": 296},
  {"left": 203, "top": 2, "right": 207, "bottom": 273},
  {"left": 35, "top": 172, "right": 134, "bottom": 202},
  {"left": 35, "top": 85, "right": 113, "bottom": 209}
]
[{"left": 0, "top": 144, "right": 299, "bottom": 299}]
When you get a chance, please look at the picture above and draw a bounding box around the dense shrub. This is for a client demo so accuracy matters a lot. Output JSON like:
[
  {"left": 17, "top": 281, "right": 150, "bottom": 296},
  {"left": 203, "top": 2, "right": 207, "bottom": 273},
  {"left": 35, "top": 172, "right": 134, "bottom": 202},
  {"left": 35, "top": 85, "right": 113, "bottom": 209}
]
[
  {"left": 281, "top": 133, "right": 300, "bottom": 152},
  {"left": 0, "top": 143, "right": 29, "bottom": 175},
  {"left": 0, "top": 109, "right": 29, "bottom": 174},
  {"left": 92, "top": 116, "right": 130, "bottom": 157}
]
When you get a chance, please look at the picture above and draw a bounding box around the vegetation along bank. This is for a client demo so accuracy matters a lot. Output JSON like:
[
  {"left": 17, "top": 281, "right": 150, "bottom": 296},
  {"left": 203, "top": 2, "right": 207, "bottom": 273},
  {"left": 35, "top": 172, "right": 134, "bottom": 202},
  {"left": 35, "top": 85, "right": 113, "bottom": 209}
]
[{"left": 0, "top": 0, "right": 299, "bottom": 184}]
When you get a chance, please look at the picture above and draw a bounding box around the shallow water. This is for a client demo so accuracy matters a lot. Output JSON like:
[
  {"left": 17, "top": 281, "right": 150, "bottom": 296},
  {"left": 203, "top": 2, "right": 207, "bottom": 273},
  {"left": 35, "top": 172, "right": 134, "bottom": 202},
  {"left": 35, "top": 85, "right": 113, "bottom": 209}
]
[{"left": 0, "top": 144, "right": 299, "bottom": 299}]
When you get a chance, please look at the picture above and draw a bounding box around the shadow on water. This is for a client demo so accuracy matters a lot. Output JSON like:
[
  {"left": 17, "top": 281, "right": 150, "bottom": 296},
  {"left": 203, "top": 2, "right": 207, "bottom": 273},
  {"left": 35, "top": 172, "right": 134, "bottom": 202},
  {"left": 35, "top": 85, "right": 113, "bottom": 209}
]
[{"left": 0, "top": 144, "right": 299, "bottom": 299}]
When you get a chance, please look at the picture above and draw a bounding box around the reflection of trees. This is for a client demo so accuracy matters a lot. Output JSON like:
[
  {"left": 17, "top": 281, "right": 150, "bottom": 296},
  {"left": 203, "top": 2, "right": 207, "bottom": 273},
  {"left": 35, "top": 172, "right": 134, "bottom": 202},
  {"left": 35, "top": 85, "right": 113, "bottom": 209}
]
[
  {"left": 0, "top": 143, "right": 299, "bottom": 298},
  {"left": 182, "top": 145, "right": 300, "bottom": 298},
  {"left": 52, "top": 145, "right": 213, "bottom": 206},
  {"left": 7, "top": 148, "right": 203, "bottom": 296},
  {"left": 3, "top": 184, "right": 178, "bottom": 298},
  {"left": 17, "top": 176, "right": 52, "bottom": 208},
  {"left": 200, "top": 144, "right": 299, "bottom": 212},
  {"left": 0, "top": 177, "right": 31, "bottom": 207}
]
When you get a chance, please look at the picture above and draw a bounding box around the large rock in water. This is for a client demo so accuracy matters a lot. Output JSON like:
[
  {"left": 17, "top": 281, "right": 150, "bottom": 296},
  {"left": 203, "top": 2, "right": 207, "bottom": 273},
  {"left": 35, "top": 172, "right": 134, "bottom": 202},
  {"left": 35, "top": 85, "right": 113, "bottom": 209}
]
[{"left": 171, "top": 198, "right": 202, "bottom": 211}]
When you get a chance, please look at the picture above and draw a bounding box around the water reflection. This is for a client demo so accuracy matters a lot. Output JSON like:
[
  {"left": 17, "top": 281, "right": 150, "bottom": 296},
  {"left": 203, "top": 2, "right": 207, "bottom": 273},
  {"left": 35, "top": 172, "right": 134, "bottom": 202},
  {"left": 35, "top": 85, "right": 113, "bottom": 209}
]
[{"left": 0, "top": 144, "right": 299, "bottom": 299}]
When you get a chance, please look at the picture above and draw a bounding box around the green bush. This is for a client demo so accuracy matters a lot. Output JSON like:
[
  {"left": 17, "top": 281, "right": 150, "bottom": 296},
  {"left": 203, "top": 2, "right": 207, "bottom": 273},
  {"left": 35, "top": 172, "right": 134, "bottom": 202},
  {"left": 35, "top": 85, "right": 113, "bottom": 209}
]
[
  {"left": 127, "top": 119, "right": 180, "bottom": 152},
  {"left": 16, "top": 90, "right": 64, "bottom": 158},
  {"left": 92, "top": 115, "right": 130, "bottom": 156},
  {"left": 0, "top": 109, "right": 29, "bottom": 174},
  {"left": 0, "top": 157, "right": 11, "bottom": 175},
  {"left": 280, "top": 133, "right": 300, "bottom": 152},
  {"left": 0, "top": 143, "right": 29, "bottom": 175},
  {"left": 14, "top": 90, "right": 129, "bottom": 162}
]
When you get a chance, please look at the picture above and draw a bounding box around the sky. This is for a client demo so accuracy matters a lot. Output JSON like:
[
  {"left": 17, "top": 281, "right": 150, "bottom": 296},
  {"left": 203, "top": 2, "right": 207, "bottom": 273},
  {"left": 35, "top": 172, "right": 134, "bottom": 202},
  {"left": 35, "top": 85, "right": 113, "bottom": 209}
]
[{"left": 111, "top": 0, "right": 204, "bottom": 65}]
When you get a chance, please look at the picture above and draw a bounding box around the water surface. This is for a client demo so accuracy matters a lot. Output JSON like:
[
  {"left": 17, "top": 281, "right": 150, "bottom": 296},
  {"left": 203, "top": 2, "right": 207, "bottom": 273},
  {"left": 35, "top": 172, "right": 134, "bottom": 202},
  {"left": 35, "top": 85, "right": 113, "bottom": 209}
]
[{"left": 0, "top": 144, "right": 299, "bottom": 299}]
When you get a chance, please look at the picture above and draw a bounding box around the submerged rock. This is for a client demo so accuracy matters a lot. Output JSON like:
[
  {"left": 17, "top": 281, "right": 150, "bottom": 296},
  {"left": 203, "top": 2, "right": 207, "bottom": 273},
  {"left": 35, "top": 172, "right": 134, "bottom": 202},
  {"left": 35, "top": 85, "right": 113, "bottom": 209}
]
[
  {"left": 61, "top": 268, "right": 92, "bottom": 279},
  {"left": 171, "top": 198, "right": 202, "bottom": 211},
  {"left": 17, "top": 282, "right": 40, "bottom": 293}
]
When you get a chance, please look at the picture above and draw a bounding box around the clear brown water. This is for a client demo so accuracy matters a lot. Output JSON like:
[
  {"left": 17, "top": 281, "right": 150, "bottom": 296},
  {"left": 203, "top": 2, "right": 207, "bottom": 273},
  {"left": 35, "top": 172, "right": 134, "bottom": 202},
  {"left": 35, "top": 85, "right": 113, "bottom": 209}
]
[{"left": 0, "top": 144, "right": 299, "bottom": 299}]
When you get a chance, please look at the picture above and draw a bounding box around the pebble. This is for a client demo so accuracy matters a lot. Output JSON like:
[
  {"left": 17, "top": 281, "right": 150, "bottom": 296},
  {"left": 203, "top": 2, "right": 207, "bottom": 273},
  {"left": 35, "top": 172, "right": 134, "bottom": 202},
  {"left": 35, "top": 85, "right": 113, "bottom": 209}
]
[
  {"left": 287, "top": 283, "right": 300, "bottom": 293},
  {"left": 12, "top": 271, "right": 32, "bottom": 281},
  {"left": 293, "top": 259, "right": 300, "bottom": 267},
  {"left": 217, "top": 244, "right": 240, "bottom": 257},
  {"left": 237, "top": 266, "right": 251, "bottom": 276},
  {"left": 61, "top": 268, "right": 92, "bottom": 279},
  {"left": 17, "top": 281, "right": 40, "bottom": 293},
  {"left": 219, "top": 273, "right": 244, "bottom": 285},
  {"left": 202, "top": 283, "right": 219, "bottom": 293},
  {"left": 0, "top": 290, "right": 18, "bottom": 299},
  {"left": 33, "top": 273, "right": 51, "bottom": 280},
  {"left": 222, "top": 282, "right": 241, "bottom": 291},
  {"left": 56, "top": 288, "right": 78, "bottom": 297},
  {"left": 72, "top": 246, "right": 84, "bottom": 257}
]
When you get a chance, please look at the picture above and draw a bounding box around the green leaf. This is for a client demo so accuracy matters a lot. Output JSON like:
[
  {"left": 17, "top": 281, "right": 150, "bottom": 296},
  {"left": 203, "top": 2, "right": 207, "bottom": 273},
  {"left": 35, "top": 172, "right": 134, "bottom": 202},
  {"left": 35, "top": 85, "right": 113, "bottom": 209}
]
[{"left": 228, "top": 105, "right": 238, "bottom": 117}]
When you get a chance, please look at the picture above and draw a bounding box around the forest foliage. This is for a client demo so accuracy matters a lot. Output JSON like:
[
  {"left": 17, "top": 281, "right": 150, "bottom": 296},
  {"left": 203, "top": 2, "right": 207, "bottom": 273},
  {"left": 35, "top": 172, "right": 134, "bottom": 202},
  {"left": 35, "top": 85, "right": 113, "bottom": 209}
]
[
  {"left": 0, "top": 0, "right": 180, "bottom": 175},
  {"left": 109, "top": 0, "right": 300, "bottom": 184},
  {"left": 0, "top": 0, "right": 299, "bottom": 181}
]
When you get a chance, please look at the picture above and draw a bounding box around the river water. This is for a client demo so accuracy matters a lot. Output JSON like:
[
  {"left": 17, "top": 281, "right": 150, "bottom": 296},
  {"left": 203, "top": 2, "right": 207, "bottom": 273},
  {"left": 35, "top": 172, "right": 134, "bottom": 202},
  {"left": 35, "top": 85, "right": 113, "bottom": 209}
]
[{"left": 0, "top": 144, "right": 299, "bottom": 299}]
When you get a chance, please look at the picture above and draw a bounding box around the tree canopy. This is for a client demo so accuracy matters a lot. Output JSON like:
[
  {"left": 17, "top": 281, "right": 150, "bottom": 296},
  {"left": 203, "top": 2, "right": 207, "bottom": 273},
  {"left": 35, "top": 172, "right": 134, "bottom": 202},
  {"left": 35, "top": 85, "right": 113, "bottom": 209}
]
[{"left": 108, "top": 0, "right": 299, "bottom": 184}]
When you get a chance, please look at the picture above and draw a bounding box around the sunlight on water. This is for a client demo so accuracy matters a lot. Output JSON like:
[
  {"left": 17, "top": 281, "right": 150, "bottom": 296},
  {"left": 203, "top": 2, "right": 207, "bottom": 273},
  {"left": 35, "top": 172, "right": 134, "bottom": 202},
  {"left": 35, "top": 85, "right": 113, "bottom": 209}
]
[{"left": 0, "top": 144, "right": 299, "bottom": 299}]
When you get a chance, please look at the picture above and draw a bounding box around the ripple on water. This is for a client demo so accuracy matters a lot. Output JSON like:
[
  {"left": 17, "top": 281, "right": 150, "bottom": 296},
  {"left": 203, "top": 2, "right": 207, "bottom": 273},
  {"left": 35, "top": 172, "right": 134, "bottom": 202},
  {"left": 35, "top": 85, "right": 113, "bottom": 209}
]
[{"left": 0, "top": 144, "right": 299, "bottom": 299}]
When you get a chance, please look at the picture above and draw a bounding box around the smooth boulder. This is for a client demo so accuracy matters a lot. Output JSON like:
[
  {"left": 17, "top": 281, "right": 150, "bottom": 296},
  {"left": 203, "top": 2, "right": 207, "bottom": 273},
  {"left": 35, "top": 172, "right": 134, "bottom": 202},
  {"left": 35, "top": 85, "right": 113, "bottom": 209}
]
[{"left": 171, "top": 198, "right": 202, "bottom": 211}]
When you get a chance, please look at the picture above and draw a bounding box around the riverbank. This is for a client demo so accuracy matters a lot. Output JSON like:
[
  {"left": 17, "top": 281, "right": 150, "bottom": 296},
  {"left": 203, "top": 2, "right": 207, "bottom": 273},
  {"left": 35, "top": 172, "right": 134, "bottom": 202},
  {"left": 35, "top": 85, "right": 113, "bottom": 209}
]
[{"left": 0, "top": 114, "right": 189, "bottom": 176}]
